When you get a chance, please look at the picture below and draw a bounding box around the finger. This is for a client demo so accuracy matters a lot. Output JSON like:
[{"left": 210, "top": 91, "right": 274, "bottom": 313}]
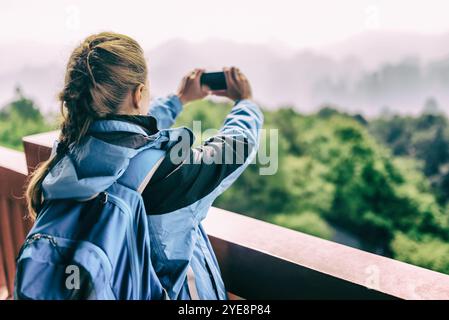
[
  {"left": 222, "top": 67, "right": 232, "bottom": 89},
  {"left": 236, "top": 68, "right": 250, "bottom": 91},
  {"left": 229, "top": 66, "right": 238, "bottom": 84},
  {"left": 230, "top": 66, "right": 239, "bottom": 84},
  {"left": 237, "top": 68, "right": 246, "bottom": 81},
  {"left": 196, "top": 71, "right": 207, "bottom": 94},
  {"left": 222, "top": 66, "right": 230, "bottom": 79},
  {"left": 235, "top": 67, "right": 242, "bottom": 79},
  {"left": 188, "top": 69, "right": 199, "bottom": 80},
  {"left": 201, "top": 84, "right": 210, "bottom": 95},
  {"left": 196, "top": 69, "right": 205, "bottom": 82},
  {"left": 224, "top": 67, "right": 237, "bottom": 89},
  {"left": 192, "top": 69, "right": 204, "bottom": 84}
]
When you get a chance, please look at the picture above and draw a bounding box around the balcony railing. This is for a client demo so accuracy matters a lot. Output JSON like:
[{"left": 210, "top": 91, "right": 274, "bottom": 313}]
[{"left": 1, "top": 131, "right": 449, "bottom": 299}]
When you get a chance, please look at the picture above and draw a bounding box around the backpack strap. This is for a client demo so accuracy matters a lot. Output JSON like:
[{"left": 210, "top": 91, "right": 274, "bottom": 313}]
[
  {"left": 137, "top": 156, "right": 164, "bottom": 193},
  {"left": 117, "top": 149, "right": 165, "bottom": 193},
  {"left": 186, "top": 265, "right": 200, "bottom": 300}
]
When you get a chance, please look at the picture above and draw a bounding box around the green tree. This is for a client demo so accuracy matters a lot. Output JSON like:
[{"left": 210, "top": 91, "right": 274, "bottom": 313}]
[
  {"left": 5, "top": 89, "right": 449, "bottom": 274},
  {"left": 177, "top": 100, "right": 449, "bottom": 267},
  {"left": 0, "top": 87, "right": 56, "bottom": 150}
]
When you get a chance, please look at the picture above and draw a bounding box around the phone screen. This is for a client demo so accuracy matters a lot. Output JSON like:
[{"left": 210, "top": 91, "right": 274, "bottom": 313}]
[{"left": 200, "top": 72, "right": 227, "bottom": 91}]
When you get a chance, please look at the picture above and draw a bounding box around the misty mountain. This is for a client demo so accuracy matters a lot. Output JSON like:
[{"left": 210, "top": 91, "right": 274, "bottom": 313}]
[
  {"left": 318, "top": 31, "right": 449, "bottom": 69},
  {"left": 2, "top": 32, "right": 449, "bottom": 116}
]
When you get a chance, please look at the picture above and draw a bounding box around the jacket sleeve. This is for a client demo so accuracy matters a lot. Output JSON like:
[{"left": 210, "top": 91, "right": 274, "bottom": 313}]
[
  {"left": 148, "top": 94, "right": 183, "bottom": 130},
  {"left": 142, "top": 99, "right": 264, "bottom": 221}
]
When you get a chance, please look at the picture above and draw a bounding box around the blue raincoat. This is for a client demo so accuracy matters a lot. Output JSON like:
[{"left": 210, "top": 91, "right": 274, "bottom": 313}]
[{"left": 41, "top": 95, "right": 263, "bottom": 299}]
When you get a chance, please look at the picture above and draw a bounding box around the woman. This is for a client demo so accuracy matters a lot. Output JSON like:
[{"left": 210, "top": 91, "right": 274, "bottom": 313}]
[{"left": 20, "top": 32, "right": 263, "bottom": 300}]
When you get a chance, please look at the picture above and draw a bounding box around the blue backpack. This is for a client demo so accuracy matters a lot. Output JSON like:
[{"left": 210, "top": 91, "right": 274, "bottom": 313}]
[{"left": 14, "top": 147, "right": 166, "bottom": 300}]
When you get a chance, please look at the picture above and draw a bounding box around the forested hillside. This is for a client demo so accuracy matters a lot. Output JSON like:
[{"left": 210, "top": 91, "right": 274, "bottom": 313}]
[{"left": 2, "top": 92, "right": 449, "bottom": 274}]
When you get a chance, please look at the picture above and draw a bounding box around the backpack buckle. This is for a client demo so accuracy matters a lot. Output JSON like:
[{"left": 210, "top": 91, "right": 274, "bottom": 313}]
[{"left": 99, "top": 192, "right": 108, "bottom": 204}]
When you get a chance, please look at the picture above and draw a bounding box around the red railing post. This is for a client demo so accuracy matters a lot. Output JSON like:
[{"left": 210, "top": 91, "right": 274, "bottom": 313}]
[
  {"left": 2, "top": 131, "right": 449, "bottom": 300},
  {"left": 0, "top": 146, "right": 29, "bottom": 299}
]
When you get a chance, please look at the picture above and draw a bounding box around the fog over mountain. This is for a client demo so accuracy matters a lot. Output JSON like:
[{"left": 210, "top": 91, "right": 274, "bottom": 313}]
[
  {"left": 318, "top": 31, "right": 449, "bottom": 68},
  {"left": 2, "top": 31, "right": 449, "bottom": 116}
]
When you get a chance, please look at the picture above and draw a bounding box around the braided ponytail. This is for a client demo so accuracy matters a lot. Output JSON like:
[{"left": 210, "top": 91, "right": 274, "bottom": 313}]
[{"left": 25, "top": 32, "right": 148, "bottom": 219}]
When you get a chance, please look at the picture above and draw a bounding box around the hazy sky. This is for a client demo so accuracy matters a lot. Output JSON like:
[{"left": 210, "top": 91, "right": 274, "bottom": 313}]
[
  {"left": 2, "top": 0, "right": 449, "bottom": 50},
  {"left": 2, "top": 0, "right": 449, "bottom": 114}
]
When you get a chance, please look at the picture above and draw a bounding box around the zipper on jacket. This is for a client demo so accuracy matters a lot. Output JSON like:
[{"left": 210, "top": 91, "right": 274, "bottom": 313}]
[
  {"left": 25, "top": 233, "right": 57, "bottom": 247},
  {"left": 107, "top": 193, "right": 141, "bottom": 299},
  {"left": 17, "top": 233, "right": 59, "bottom": 261}
]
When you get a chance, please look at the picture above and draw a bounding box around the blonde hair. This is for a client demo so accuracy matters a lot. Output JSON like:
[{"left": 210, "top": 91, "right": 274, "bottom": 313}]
[{"left": 26, "top": 32, "right": 147, "bottom": 219}]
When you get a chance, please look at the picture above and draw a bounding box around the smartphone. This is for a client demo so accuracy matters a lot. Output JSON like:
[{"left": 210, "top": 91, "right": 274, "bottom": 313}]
[{"left": 200, "top": 72, "right": 227, "bottom": 91}]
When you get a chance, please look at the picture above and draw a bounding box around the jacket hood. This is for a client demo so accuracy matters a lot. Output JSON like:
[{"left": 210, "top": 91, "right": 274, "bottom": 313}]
[{"left": 41, "top": 118, "right": 168, "bottom": 200}]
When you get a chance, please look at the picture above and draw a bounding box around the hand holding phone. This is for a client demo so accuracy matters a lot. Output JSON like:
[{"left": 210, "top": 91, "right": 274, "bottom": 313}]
[
  {"left": 177, "top": 67, "right": 252, "bottom": 104},
  {"left": 200, "top": 72, "right": 227, "bottom": 91},
  {"left": 211, "top": 67, "right": 252, "bottom": 101},
  {"left": 177, "top": 69, "right": 209, "bottom": 105}
]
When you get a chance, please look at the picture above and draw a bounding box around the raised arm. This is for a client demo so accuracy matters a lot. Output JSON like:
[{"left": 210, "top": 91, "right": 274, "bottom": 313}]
[
  {"left": 148, "top": 69, "right": 209, "bottom": 129},
  {"left": 148, "top": 95, "right": 183, "bottom": 130},
  {"left": 143, "top": 67, "right": 263, "bottom": 222}
]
